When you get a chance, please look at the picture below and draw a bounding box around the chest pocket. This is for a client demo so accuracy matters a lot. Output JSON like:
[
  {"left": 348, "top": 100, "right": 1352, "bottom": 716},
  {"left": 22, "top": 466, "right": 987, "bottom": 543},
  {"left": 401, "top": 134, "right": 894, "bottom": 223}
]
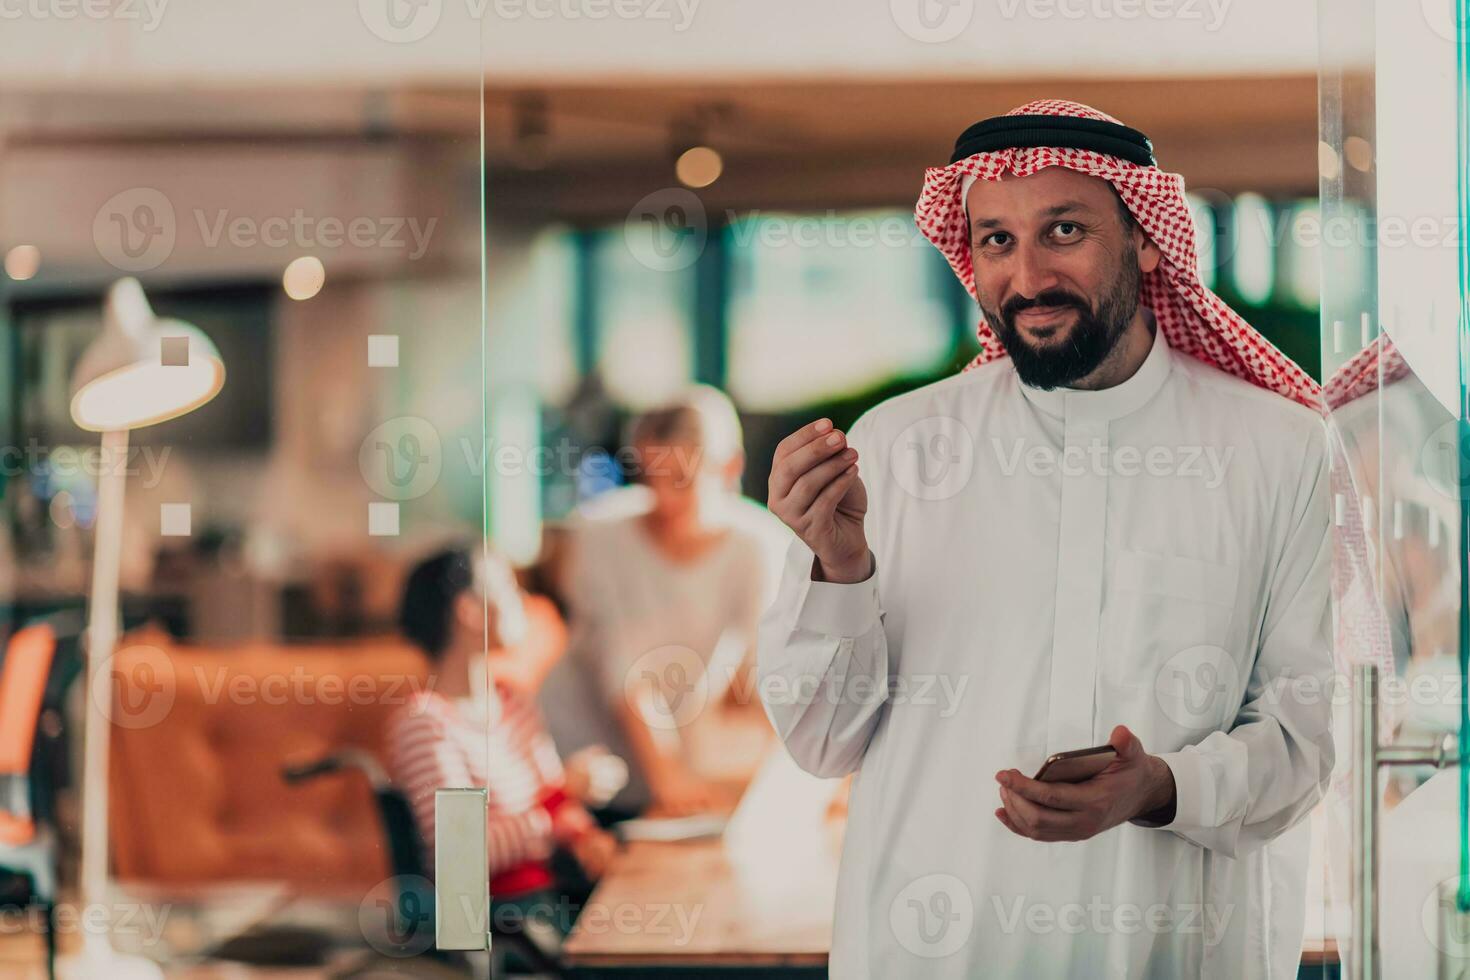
[{"left": 1099, "top": 549, "right": 1243, "bottom": 747}]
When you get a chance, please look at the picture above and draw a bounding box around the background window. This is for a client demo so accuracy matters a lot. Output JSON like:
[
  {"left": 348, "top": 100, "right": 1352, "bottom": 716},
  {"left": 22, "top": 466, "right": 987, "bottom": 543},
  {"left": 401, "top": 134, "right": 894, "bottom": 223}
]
[
  {"left": 592, "top": 227, "right": 694, "bottom": 410},
  {"left": 725, "top": 210, "right": 952, "bottom": 412}
]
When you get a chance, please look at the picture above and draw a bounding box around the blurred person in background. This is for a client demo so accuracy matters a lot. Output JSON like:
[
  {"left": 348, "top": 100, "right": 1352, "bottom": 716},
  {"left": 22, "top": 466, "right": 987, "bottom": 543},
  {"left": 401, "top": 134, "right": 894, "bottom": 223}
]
[
  {"left": 387, "top": 545, "right": 626, "bottom": 940},
  {"left": 568, "top": 386, "right": 793, "bottom": 600},
  {"left": 541, "top": 385, "right": 781, "bottom": 816}
]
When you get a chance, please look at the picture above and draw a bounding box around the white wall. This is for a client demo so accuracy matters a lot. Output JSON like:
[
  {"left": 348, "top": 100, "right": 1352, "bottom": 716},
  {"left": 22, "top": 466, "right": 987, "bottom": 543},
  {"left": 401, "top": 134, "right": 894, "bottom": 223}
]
[
  {"left": 0, "top": 143, "right": 458, "bottom": 279},
  {"left": 0, "top": 0, "right": 1328, "bottom": 88}
]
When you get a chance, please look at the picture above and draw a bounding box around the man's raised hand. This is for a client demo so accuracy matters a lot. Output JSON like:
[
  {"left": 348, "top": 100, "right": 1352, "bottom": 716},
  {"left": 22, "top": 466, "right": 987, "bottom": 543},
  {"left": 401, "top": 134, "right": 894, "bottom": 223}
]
[{"left": 768, "top": 418, "right": 871, "bottom": 584}]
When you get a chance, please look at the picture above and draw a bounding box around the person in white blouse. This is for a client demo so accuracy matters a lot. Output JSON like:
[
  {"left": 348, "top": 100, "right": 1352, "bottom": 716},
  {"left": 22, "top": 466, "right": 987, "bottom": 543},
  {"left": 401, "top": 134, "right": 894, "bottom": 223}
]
[
  {"left": 542, "top": 385, "right": 787, "bottom": 816},
  {"left": 758, "top": 101, "right": 1335, "bottom": 978}
]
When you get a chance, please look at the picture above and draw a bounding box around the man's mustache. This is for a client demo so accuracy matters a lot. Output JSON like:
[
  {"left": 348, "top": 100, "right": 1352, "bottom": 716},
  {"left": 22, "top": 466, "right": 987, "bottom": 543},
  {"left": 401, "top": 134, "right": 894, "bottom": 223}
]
[{"left": 1002, "top": 291, "right": 1090, "bottom": 320}]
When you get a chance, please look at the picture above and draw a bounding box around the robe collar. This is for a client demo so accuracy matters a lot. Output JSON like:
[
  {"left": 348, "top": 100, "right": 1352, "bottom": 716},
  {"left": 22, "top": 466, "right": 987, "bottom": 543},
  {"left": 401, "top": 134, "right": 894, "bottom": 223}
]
[{"left": 1016, "top": 306, "right": 1171, "bottom": 423}]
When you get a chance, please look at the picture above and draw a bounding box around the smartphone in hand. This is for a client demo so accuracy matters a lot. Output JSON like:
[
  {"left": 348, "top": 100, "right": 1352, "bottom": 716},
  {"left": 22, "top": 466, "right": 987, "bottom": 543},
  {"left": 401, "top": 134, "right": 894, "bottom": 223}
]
[{"left": 1033, "top": 744, "right": 1118, "bottom": 783}]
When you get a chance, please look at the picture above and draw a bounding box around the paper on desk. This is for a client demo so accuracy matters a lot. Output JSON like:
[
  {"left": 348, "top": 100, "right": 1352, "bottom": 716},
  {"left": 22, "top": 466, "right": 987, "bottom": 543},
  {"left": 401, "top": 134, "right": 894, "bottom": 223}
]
[
  {"left": 721, "top": 749, "right": 842, "bottom": 938},
  {"left": 722, "top": 748, "right": 839, "bottom": 855},
  {"left": 614, "top": 813, "right": 728, "bottom": 842}
]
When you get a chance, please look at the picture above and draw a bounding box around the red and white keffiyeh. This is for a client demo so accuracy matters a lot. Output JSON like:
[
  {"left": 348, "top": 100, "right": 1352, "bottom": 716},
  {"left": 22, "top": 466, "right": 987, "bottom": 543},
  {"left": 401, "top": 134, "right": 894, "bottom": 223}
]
[{"left": 914, "top": 98, "right": 1324, "bottom": 412}]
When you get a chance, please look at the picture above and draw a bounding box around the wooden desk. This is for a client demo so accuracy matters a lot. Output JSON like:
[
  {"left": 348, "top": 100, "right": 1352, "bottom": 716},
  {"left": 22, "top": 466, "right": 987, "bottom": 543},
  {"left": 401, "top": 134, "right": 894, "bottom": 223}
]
[
  {"left": 564, "top": 822, "right": 842, "bottom": 976},
  {"left": 565, "top": 708, "right": 839, "bottom": 977}
]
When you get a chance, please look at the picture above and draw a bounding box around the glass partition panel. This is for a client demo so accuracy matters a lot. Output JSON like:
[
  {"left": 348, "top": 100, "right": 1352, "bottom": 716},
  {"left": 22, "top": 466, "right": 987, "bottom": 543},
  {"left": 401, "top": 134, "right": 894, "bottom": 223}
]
[
  {"left": 1319, "top": 0, "right": 1469, "bottom": 975},
  {"left": 0, "top": 9, "right": 489, "bottom": 974},
  {"left": 725, "top": 209, "right": 953, "bottom": 412}
]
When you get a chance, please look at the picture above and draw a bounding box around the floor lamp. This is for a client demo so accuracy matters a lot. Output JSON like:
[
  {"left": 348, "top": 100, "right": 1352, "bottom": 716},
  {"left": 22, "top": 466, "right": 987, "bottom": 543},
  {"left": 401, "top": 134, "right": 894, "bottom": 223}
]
[{"left": 60, "top": 277, "right": 224, "bottom": 979}]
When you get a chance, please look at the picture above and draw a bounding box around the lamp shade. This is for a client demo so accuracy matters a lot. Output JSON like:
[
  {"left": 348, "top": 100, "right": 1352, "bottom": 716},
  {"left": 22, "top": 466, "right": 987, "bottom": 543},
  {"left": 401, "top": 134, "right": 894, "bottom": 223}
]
[{"left": 69, "top": 277, "right": 225, "bottom": 432}]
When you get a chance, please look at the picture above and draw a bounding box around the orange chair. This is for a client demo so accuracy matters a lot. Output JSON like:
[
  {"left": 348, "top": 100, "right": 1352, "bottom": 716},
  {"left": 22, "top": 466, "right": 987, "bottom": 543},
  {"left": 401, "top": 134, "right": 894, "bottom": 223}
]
[{"left": 0, "top": 623, "right": 60, "bottom": 980}]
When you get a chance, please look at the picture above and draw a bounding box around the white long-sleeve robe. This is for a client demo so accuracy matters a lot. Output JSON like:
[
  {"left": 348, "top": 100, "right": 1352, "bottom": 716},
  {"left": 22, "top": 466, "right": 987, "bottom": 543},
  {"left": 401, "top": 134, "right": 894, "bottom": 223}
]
[{"left": 758, "top": 315, "right": 1335, "bottom": 979}]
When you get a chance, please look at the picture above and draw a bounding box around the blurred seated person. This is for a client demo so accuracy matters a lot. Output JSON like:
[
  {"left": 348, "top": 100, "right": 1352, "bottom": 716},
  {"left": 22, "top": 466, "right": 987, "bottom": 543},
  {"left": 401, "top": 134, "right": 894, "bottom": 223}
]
[
  {"left": 387, "top": 545, "right": 626, "bottom": 937},
  {"left": 541, "top": 385, "right": 777, "bottom": 817}
]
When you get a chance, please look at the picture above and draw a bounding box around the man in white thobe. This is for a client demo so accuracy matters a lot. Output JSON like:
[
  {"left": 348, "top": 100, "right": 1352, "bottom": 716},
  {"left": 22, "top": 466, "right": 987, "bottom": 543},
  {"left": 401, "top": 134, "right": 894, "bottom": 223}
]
[{"left": 757, "top": 100, "right": 1335, "bottom": 978}]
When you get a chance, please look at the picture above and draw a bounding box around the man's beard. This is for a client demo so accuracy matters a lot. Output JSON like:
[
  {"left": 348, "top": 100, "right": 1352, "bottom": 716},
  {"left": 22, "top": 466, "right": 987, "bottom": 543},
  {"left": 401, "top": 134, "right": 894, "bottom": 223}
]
[{"left": 980, "top": 257, "right": 1142, "bottom": 390}]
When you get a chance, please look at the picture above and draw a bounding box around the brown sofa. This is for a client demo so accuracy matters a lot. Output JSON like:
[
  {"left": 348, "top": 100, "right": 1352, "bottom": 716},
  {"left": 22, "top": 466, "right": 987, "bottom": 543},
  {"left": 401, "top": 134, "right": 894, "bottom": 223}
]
[
  {"left": 107, "top": 635, "right": 427, "bottom": 896},
  {"left": 105, "top": 595, "right": 567, "bottom": 897}
]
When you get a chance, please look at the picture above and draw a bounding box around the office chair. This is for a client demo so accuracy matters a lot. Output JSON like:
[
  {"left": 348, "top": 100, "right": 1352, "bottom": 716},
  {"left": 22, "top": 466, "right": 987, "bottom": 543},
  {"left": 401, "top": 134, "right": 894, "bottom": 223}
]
[{"left": 0, "top": 623, "right": 60, "bottom": 980}]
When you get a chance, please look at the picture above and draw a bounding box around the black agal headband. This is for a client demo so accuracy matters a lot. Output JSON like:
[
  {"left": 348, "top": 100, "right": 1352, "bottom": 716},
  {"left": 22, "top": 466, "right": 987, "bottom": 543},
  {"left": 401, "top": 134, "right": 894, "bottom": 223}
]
[{"left": 949, "top": 113, "right": 1156, "bottom": 167}]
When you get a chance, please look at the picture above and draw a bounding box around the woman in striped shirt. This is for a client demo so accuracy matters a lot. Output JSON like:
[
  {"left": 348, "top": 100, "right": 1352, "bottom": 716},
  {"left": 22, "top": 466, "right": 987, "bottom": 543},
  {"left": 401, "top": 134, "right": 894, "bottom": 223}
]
[{"left": 386, "top": 546, "right": 625, "bottom": 933}]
